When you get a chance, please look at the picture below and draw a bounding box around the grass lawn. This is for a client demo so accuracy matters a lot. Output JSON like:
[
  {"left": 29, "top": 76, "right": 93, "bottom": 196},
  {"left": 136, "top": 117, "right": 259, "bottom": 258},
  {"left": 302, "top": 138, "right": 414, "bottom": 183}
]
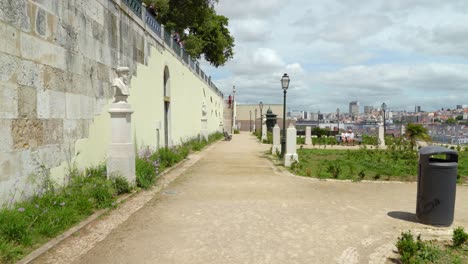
[{"left": 289, "top": 148, "right": 468, "bottom": 183}]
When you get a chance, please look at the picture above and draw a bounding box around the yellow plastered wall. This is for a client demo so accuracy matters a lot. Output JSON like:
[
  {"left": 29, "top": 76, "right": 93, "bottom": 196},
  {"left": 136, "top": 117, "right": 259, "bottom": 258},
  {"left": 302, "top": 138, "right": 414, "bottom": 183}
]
[{"left": 50, "top": 45, "right": 224, "bottom": 181}]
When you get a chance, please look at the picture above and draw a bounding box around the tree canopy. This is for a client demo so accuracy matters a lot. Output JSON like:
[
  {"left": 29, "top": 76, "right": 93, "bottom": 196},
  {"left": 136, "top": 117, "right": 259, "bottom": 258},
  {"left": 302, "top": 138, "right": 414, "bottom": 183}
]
[
  {"left": 143, "top": 0, "right": 235, "bottom": 67},
  {"left": 405, "top": 123, "right": 431, "bottom": 149}
]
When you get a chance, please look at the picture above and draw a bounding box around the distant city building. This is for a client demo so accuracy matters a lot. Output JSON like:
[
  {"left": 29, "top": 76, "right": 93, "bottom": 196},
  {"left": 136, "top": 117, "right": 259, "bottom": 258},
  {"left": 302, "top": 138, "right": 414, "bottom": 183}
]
[
  {"left": 415, "top": 105, "right": 421, "bottom": 113},
  {"left": 456, "top": 105, "right": 467, "bottom": 109},
  {"left": 289, "top": 110, "right": 303, "bottom": 119},
  {"left": 349, "top": 101, "right": 359, "bottom": 115},
  {"left": 364, "top": 105, "right": 374, "bottom": 114},
  {"left": 349, "top": 101, "right": 359, "bottom": 121}
]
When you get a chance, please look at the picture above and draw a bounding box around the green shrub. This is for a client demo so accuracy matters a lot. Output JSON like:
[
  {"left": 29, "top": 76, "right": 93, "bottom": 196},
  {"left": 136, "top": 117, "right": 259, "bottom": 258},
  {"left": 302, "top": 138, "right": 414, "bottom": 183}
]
[
  {"left": 396, "top": 231, "right": 440, "bottom": 263},
  {"left": 84, "top": 163, "right": 107, "bottom": 178},
  {"left": 234, "top": 129, "right": 240, "bottom": 134},
  {"left": 191, "top": 140, "right": 205, "bottom": 151},
  {"left": 0, "top": 239, "right": 23, "bottom": 262},
  {"left": 358, "top": 170, "right": 365, "bottom": 179},
  {"left": 297, "top": 137, "right": 305, "bottom": 145},
  {"left": 136, "top": 157, "right": 156, "bottom": 189},
  {"left": 0, "top": 209, "right": 32, "bottom": 245},
  {"left": 327, "top": 161, "right": 342, "bottom": 178},
  {"left": 0, "top": 164, "right": 120, "bottom": 262},
  {"left": 112, "top": 176, "right": 132, "bottom": 195},
  {"left": 453, "top": 227, "right": 468, "bottom": 247}
]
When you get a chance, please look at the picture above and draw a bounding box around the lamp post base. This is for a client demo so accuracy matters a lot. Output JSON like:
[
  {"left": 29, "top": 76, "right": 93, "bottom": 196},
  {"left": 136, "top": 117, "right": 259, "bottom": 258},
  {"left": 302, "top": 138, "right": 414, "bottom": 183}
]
[{"left": 281, "top": 137, "right": 286, "bottom": 157}]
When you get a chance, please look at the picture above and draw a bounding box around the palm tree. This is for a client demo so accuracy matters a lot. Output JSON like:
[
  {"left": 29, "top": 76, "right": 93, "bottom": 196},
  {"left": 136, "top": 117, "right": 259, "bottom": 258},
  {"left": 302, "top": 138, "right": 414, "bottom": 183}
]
[{"left": 405, "top": 123, "right": 431, "bottom": 149}]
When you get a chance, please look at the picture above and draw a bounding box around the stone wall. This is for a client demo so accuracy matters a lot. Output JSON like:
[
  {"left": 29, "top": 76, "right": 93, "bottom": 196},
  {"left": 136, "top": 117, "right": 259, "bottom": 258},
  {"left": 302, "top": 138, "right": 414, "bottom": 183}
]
[{"left": 0, "top": 0, "right": 224, "bottom": 203}]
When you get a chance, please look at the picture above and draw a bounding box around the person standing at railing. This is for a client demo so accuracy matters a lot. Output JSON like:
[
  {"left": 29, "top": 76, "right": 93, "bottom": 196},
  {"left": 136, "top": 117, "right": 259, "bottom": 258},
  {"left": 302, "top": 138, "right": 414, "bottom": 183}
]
[
  {"left": 147, "top": 3, "right": 157, "bottom": 18},
  {"left": 173, "top": 32, "right": 180, "bottom": 44}
]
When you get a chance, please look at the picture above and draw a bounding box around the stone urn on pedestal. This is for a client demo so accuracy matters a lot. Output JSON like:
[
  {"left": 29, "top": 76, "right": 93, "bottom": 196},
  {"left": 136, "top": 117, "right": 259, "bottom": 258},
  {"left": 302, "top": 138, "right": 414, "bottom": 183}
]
[{"left": 107, "top": 67, "right": 136, "bottom": 185}]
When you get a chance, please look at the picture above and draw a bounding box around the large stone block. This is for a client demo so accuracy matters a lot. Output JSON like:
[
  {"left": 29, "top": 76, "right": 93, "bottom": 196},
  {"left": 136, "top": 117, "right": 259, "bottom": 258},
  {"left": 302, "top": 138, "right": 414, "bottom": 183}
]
[
  {"left": 12, "top": 118, "right": 44, "bottom": 149},
  {"left": 17, "top": 59, "right": 43, "bottom": 89},
  {"left": 0, "top": 151, "right": 22, "bottom": 183},
  {"left": 0, "top": 119, "right": 13, "bottom": 153},
  {"left": 36, "top": 88, "right": 49, "bottom": 118},
  {"left": 43, "top": 65, "right": 66, "bottom": 92},
  {"left": 0, "top": 81, "right": 18, "bottom": 118},
  {"left": 0, "top": 0, "right": 31, "bottom": 32},
  {"left": 43, "top": 118, "right": 64, "bottom": 145},
  {"left": 48, "top": 90, "right": 66, "bottom": 118},
  {"left": 80, "top": 95, "right": 96, "bottom": 119},
  {"left": 17, "top": 85, "right": 37, "bottom": 118},
  {"left": 34, "top": 144, "right": 64, "bottom": 171},
  {"left": 63, "top": 119, "right": 89, "bottom": 142},
  {"left": 55, "top": 20, "right": 79, "bottom": 51},
  {"left": 0, "top": 22, "right": 21, "bottom": 56},
  {"left": 37, "top": 87, "right": 66, "bottom": 119},
  {"left": 64, "top": 51, "right": 83, "bottom": 75},
  {"left": 0, "top": 52, "right": 19, "bottom": 82},
  {"left": 96, "top": 62, "right": 110, "bottom": 82},
  {"left": 65, "top": 92, "right": 82, "bottom": 119},
  {"left": 20, "top": 32, "right": 66, "bottom": 69}
]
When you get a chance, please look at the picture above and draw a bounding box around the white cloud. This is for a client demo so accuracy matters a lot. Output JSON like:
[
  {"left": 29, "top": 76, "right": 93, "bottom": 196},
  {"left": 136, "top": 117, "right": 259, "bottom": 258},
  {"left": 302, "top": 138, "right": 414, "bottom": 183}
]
[{"left": 202, "top": 0, "right": 468, "bottom": 112}]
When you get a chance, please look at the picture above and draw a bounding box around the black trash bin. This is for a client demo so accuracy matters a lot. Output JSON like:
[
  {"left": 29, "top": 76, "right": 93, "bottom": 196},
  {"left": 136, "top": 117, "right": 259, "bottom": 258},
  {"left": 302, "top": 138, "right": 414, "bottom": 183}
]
[{"left": 416, "top": 146, "right": 458, "bottom": 226}]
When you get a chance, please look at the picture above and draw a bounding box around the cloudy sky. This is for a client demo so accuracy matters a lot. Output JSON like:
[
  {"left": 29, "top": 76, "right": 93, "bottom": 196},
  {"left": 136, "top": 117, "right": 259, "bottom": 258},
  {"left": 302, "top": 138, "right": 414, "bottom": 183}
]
[{"left": 200, "top": 0, "right": 468, "bottom": 113}]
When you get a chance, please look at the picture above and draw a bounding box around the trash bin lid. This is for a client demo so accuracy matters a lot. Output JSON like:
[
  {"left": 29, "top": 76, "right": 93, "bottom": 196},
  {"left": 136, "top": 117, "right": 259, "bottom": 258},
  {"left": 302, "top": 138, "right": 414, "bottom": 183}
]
[{"left": 419, "top": 146, "right": 458, "bottom": 156}]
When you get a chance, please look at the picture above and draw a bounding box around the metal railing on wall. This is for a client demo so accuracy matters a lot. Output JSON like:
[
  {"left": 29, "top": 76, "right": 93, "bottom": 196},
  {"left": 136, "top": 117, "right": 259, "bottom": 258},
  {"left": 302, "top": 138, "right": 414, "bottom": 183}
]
[
  {"left": 122, "top": 0, "right": 142, "bottom": 17},
  {"left": 119, "top": 0, "right": 223, "bottom": 97},
  {"left": 145, "top": 12, "right": 161, "bottom": 37}
]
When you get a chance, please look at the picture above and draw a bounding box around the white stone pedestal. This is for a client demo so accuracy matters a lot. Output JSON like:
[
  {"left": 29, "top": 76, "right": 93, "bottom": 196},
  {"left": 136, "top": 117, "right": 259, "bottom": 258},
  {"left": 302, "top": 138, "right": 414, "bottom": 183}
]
[
  {"left": 261, "top": 116, "right": 267, "bottom": 141},
  {"left": 400, "top": 124, "right": 406, "bottom": 137},
  {"left": 284, "top": 124, "right": 298, "bottom": 167},
  {"left": 107, "top": 102, "right": 136, "bottom": 185},
  {"left": 305, "top": 126, "right": 312, "bottom": 145},
  {"left": 201, "top": 117, "right": 208, "bottom": 141},
  {"left": 378, "top": 124, "right": 385, "bottom": 147},
  {"left": 272, "top": 124, "right": 281, "bottom": 154}
]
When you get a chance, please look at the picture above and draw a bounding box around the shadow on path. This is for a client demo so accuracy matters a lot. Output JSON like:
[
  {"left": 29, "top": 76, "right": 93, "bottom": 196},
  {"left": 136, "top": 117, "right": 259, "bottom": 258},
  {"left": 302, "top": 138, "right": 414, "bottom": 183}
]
[{"left": 387, "top": 211, "right": 419, "bottom": 224}]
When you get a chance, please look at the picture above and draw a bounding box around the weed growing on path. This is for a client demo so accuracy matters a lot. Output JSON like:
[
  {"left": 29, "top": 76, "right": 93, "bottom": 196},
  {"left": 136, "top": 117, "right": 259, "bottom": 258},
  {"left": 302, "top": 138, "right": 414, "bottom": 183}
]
[{"left": 394, "top": 229, "right": 468, "bottom": 263}]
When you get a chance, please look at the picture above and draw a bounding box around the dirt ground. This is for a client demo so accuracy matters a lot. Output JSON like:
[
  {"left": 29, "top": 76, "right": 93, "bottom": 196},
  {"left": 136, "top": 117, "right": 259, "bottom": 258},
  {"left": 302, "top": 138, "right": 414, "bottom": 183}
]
[{"left": 33, "top": 132, "right": 468, "bottom": 264}]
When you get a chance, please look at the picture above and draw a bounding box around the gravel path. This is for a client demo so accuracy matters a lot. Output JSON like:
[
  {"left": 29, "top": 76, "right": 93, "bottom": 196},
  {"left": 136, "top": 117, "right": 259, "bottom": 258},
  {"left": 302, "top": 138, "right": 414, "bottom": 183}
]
[{"left": 33, "top": 132, "right": 468, "bottom": 264}]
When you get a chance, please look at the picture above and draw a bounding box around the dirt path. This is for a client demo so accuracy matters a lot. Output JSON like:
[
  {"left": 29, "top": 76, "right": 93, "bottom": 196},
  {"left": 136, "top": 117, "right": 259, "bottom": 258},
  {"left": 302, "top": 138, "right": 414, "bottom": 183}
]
[{"left": 33, "top": 132, "right": 468, "bottom": 264}]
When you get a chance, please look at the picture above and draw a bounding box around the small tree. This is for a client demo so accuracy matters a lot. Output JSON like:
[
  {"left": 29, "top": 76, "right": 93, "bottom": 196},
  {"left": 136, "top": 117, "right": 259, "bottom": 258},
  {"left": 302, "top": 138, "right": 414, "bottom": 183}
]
[{"left": 405, "top": 123, "right": 431, "bottom": 150}]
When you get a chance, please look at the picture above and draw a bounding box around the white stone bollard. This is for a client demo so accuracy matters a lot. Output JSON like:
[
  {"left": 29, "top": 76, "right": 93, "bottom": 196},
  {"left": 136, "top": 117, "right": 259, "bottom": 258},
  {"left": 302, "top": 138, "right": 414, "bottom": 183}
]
[
  {"left": 272, "top": 124, "right": 281, "bottom": 154},
  {"left": 378, "top": 124, "right": 385, "bottom": 147},
  {"left": 284, "top": 124, "right": 299, "bottom": 167},
  {"left": 261, "top": 117, "right": 267, "bottom": 142},
  {"left": 305, "top": 126, "right": 312, "bottom": 145},
  {"left": 107, "top": 103, "right": 136, "bottom": 185}
]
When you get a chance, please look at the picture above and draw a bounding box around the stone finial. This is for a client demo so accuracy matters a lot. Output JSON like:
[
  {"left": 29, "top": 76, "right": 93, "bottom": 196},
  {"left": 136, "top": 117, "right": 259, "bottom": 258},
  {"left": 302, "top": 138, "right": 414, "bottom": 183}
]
[{"left": 113, "top": 67, "right": 131, "bottom": 103}]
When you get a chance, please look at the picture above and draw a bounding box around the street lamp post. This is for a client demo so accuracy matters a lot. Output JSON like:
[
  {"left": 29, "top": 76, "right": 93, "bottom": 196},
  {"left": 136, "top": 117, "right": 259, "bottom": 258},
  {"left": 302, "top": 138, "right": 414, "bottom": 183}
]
[
  {"left": 381, "top": 102, "right": 387, "bottom": 136},
  {"left": 249, "top": 110, "right": 252, "bottom": 132},
  {"left": 231, "top": 85, "right": 236, "bottom": 134},
  {"left": 259, "top": 102, "right": 263, "bottom": 136},
  {"left": 254, "top": 108, "right": 257, "bottom": 133},
  {"left": 281, "top": 73, "right": 290, "bottom": 157},
  {"left": 336, "top": 108, "right": 340, "bottom": 132}
]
